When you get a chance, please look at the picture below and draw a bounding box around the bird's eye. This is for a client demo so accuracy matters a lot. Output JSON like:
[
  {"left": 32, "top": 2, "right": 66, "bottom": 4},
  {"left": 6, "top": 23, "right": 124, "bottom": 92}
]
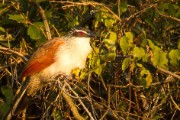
[{"left": 78, "top": 31, "right": 85, "bottom": 36}]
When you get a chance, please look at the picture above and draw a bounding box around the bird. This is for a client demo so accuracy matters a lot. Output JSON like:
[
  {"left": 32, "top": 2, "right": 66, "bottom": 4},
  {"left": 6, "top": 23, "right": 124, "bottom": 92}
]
[{"left": 5, "top": 27, "right": 95, "bottom": 119}]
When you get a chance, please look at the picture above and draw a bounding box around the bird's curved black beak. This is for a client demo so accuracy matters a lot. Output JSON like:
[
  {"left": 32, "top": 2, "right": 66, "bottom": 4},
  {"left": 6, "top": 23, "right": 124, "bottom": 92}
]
[{"left": 89, "top": 32, "right": 96, "bottom": 38}]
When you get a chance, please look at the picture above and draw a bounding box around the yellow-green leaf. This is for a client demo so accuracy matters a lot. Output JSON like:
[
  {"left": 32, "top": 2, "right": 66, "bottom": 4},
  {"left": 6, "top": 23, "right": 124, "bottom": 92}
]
[
  {"left": 152, "top": 48, "right": 168, "bottom": 68},
  {"left": 105, "top": 19, "right": 115, "bottom": 28},
  {"left": 133, "top": 46, "right": 145, "bottom": 60},
  {"left": 94, "top": 65, "right": 103, "bottom": 76},
  {"left": 169, "top": 49, "right": 180, "bottom": 66},
  {"left": 120, "top": 1, "right": 128, "bottom": 14},
  {"left": 125, "top": 32, "right": 134, "bottom": 43},
  {"left": 9, "top": 14, "right": 27, "bottom": 24},
  {"left": 122, "top": 58, "right": 131, "bottom": 71},
  {"left": 140, "top": 69, "right": 152, "bottom": 87},
  {"left": 27, "top": 22, "right": 44, "bottom": 40},
  {"left": 109, "top": 32, "right": 117, "bottom": 41},
  {"left": 0, "top": 27, "right": 5, "bottom": 32},
  {"left": 120, "top": 36, "right": 129, "bottom": 54}
]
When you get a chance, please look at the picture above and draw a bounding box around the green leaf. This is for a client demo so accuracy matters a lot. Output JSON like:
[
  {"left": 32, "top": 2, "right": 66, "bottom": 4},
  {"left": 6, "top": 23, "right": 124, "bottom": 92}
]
[
  {"left": 147, "top": 39, "right": 155, "bottom": 49},
  {"left": 27, "top": 22, "right": 44, "bottom": 40},
  {"left": 120, "top": 36, "right": 129, "bottom": 54},
  {"left": 0, "top": 86, "right": 13, "bottom": 117},
  {"left": 120, "top": 32, "right": 134, "bottom": 55},
  {"left": 169, "top": 49, "right": 180, "bottom": 66},
  {"left": 1, "top": 86, "right": 13, "bottom": 103},
  {"left": 122, "top": 58, "right": 131, "bottom": 71},
  {"left": 0, "top": 27, "right": 5, "bottom": 32},
  {"left": 152, "top": 48, "right": 168, "bottom": 68},
  {"left": 105, "top": 18, "right": 115, "bottom": 28},
  {"left": 125, "top": 32, "right": 134, "bottom": 43},
  {"left": 9, "top": 14, "right": 27, "bottom": 24},
  {"left": 109, "top": 32, "right": 117, "bottom": 41},
  {"left": 94, "top": 65, "right": 103, "bottom": 76},
  {"left": 133, "top": 46, "right": 145, "bottom": 60},
  {"left": 140, "top": 69, "right": 152, "bottom": 87},
  {"left": 120, "top": 1, "right": 128, "bottom": 14},
  {"left": 106, "top": 51, "right": 116, "bottom": 61}
]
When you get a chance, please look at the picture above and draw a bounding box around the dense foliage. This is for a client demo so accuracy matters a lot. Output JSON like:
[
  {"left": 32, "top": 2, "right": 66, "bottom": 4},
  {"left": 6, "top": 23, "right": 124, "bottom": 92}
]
[{"left": 0, "top": 0, "right": 179, "bottom": 119}]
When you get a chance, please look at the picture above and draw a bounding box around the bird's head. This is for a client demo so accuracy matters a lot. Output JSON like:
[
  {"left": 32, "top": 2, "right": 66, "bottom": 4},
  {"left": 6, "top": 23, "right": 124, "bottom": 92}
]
[{"left": 69, "top": 27, "right": 96, "bottom": 38}]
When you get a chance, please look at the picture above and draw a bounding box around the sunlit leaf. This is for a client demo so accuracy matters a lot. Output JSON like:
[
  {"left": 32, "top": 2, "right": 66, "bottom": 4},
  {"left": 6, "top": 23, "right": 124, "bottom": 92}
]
[
  {"left": 147, "top": 39, "right": 155, "bottom": 49},
  {"left": 109, "top": 32, "right": 117, "bottom": 41},
  {"left": 120, "top": 36, "right": 129, "bottom": 54},
  {"left": 0, "top": 27, "right": 5, "bottom": 32},
  {"left": 105, "top": 18, "right": 115, "bottom": 28},
  {"left": 120, "top": 1, "right": 127, "bottom": 14},
  {"left": 94, "top": 65, "right": 103, "bottom": 76},
  {"left": 122, "top": 58, "right": 131, "bottom": 71},
  {"left": 9, "top": 14, "right": 27, "bottom": 24},
  {"left": 140, "top": 69, "right": 152, "bottom": 87},
  {"left": 125, "top": 32, "right": 134, "bottom": 43},
  {"left": 27, "top": 22, "right": 44, "bottom": 40},
  {"left": 169, "top": 49, "right": 180, "bottom": 66},
  {"left": 152, "top": 48, "right": 168, "bottom": 68},
  {"left": 133, "top": 46, "right": 145, "bottom": 60}
]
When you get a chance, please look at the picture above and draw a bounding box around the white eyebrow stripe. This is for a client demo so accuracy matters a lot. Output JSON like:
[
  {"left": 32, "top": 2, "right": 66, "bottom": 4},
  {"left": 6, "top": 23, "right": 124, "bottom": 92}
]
[{"left": 74, "top": 29, "right": 88, "bottom": 34}]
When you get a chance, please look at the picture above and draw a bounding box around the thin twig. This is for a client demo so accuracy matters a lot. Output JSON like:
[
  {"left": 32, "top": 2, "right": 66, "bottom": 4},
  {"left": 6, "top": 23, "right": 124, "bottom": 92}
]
[
  {"left": 0, "top": 46, "right": 28, "bottom": 61},
  {"left": 36, "top": 3, "right": 52, "bottom": 40},
  {"left": 170, "top": 94, "right": 180, "bottom": 111},
  {"left": 64, "top": 81, "right": 95, "bottom": 120},
  {"left": 158, "top": 67, "right": 180, "bottom": 80},
  {"left": 155, "top": 7, "right": 180, "bottom": 23},
  {"left": 61, "top": 90, "right": 85, "bottom": 120},
  {"left": 125, "top": 5, "right": 154, "bottom": 21},
  {"left": 50, "top": 1, "right": 121, "bottom": 22}
]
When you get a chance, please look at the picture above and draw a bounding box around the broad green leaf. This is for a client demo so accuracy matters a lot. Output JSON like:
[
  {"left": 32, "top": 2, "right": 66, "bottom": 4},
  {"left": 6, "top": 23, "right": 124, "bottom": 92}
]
[
  {"left": 122, "top": 58, "right": 131, "bottom": 71},
  {"left": 146, "top": 73, "right": 152, "bottom": 87},
  {"left": 27, "top": 22, "right": 44, "bottom": 40},
  {"left": 0, "top": 86, "right": 13, "bottom": 116},
  {"left": 125, "top": 32, "right": 134, "bottom": 43},
  {"left": 140, "top": 69, "right": 152, "bottom": 87},
  {"left": 106, "top": 51, "right": 116, "bottom": 61},
  {"left": 104, "top": 32, "right": 117, "bottom": 50},
  {"left": 109, "top": 32, "right": 117, "bottom": 41},
  {"left": 169, "top": 49, "right": 180, "bottom": 66},
  {"left": 105, "top": 19, "right": 115, "bottom": 28},
  {"left": 1, "top": 86, "right": 13, "bottom": 103},
  {"left": 168, "top": 3, "right": 176, "bottom": 17},
  {"left": 120, "top": 1, "right": 127, "bottom": 14},
  {"left": 0, "top": 27, "right": 5, "bottom": 32},
  {"left": 45, "top": 10, "right": 53, "bottom": 18},
  {"left": 72, "top": 68, "right": 81, "bottom": 78},
  {"left": 120, "top": 36, "right": 129, "bottom": 54},
  {"left": 133, "top": 46, "right": 145, "bottom": 60},
  {"left": 9, "top": 14, "right": 27, "bottom": 24},
  {"left": 147, "top": 39, "right": 155, "bottom": 49},
  {"left": 94, "top": 65, "right": 103, "bottom": 76},
  {"left": 152, "top": 48, "right": 168, "bottom": 68},
  {"left": 79, "top": 71, "right": 87, "bottom": 80}
]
